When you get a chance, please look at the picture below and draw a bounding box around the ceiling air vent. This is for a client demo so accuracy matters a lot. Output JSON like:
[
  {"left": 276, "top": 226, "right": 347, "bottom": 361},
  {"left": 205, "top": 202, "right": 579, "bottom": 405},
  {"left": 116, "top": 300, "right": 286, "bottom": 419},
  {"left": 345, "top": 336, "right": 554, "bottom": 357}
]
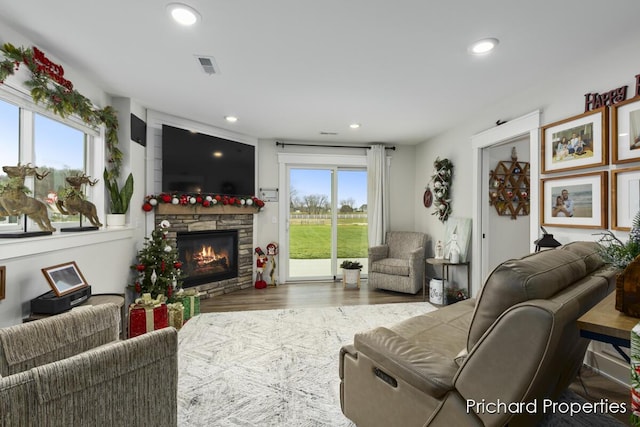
[
  {"left": 195, "top": 55, "right": 219, "bottom": 75},
  {"left": 320, "top": 131, "right": 339, "bottom": 135}
]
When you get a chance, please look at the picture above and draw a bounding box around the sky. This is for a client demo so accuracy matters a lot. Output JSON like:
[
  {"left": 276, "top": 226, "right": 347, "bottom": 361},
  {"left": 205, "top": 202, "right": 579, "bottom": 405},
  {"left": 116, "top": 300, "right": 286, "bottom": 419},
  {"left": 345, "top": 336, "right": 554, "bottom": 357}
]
[
  {"left": 290, "top": 168, "right": 367, "bottom": 207},
  {"left": 0, "top": 99, "right": 84, "bottom": 174}
]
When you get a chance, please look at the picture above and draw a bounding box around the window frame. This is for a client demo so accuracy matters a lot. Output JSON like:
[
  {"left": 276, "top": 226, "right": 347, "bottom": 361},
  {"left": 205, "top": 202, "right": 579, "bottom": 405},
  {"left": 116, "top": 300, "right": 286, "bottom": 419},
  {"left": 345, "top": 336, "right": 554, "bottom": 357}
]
[{"left": 0, "top": 83, "right": 106, "bottom": 232}]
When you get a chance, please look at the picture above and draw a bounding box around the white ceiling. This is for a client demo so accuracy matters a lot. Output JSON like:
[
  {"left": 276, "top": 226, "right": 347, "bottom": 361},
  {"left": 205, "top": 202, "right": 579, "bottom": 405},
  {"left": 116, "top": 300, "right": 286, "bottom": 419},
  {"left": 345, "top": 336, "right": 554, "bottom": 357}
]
[{"left": 1, "top": 1, "right": 640, "bottom": 145}]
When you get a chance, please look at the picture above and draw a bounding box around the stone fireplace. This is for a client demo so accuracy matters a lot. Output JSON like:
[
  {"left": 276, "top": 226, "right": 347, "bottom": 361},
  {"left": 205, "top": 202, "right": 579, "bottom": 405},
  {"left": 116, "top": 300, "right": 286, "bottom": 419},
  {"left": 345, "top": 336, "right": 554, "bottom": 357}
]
[
  {"left": 177, "top": 229, "right": 238, "bottom": 287},
  {"left": 155, "top": 204, "right": 258, "bottom": 299}
]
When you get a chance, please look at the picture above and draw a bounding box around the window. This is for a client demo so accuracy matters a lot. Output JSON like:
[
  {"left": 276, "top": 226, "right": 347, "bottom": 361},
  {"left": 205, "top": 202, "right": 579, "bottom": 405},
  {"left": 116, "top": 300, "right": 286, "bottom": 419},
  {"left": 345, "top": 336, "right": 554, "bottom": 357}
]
[
  {"left": 34, "top": 113, "right": 86, "bottom": 222},
  {"left": 0, "top": 99, "right": 19, "bottom": 225},
  {"left": 0, "top": 95, "right": 92, "bottom": 229}
]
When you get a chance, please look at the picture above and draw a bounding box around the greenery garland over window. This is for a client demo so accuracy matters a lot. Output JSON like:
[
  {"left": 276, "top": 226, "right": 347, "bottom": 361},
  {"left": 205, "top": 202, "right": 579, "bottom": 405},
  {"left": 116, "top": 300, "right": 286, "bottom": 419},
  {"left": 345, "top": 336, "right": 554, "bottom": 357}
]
[{"left": 0, "top": 43, "right": 122, "bottom": 182}]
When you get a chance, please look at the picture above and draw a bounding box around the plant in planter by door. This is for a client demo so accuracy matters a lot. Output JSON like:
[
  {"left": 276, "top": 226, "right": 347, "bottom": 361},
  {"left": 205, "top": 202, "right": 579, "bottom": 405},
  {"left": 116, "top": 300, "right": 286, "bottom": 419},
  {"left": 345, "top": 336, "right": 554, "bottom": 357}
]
[
  {"left": 340, "top": 260, "right": 363, "bottom": 270},
  {"left": 340, "top": 260, "right": 363, "bottom": 287}
]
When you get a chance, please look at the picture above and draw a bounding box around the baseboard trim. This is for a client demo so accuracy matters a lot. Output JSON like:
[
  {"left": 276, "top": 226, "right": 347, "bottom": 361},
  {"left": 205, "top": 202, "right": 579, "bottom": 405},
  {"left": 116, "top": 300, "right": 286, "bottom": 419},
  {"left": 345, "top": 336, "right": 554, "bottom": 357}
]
[{"left": 583, "top": 346, "right": 630, "bottom": 388}]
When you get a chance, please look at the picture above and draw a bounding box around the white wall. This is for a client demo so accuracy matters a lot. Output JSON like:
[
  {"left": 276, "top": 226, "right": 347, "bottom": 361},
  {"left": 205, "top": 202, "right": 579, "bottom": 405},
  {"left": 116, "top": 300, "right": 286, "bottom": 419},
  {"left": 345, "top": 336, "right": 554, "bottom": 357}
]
[
  {"left": 415, "top": 35, "right": 640, "bottom": 266},
  {"left": 414, "top": 35, "right": 640, "bottom": 386}
]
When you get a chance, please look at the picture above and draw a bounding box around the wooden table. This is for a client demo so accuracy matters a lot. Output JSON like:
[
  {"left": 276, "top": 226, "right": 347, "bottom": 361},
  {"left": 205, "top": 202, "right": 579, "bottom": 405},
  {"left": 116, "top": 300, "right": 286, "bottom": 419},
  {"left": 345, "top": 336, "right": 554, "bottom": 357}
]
[{"left": 577, "top": 291, "right": 638, "bottom": 362}]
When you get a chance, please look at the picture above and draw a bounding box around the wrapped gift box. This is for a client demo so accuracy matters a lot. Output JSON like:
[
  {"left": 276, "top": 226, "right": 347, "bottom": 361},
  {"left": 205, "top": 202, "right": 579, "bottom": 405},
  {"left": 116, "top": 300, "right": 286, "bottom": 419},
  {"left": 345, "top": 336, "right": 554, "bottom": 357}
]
[
  {"left": 175, "top": 289, "right": 200, "bottom": 321},
  {"left": 128, "top": 293, "right": 169, "bottom": 338},
  {"left": 167, "top": 302, "right": 184, "bottom": 330}
]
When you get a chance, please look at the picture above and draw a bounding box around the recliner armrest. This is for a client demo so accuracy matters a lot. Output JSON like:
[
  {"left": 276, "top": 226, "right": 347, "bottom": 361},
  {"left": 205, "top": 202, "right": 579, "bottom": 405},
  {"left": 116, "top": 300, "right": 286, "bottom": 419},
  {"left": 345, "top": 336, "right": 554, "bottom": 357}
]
[{"left": 354, "top": 327, "right": 458, "bottom": 398}]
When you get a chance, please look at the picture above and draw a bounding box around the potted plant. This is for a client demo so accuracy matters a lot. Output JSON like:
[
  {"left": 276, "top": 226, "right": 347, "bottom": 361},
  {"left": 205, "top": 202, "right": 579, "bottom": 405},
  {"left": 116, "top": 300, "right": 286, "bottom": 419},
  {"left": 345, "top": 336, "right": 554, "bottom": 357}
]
[
  {"left": 597, "top": 211, "right": 640, "bottom": 316},
  {"left": 340, "top": 260, "right": 363, "bottom": 288},
  {"left": 104, "top": 169, "right": 134, "bottom": 227}
]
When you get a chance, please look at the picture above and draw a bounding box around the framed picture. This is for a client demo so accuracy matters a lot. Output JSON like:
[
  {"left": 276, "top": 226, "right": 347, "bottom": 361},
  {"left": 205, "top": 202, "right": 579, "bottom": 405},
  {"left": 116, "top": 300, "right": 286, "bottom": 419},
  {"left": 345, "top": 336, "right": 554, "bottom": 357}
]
[
  {"left": 41, "top": 261, "right": 89, "bottom": 297},
  {"left": 540, "top": 171, "right": 607, "bottom": 229},
  {"left": 612, "top": 167, "right": 640, "bottom": 230},
  {"left": 612, "top": 96, "right": 640, "bottom": 164},
  {"left": 541, "top": 106, "right": 608, "bottom": 174},
  {"left": 444, "top": 217, "right": 471, "bottom": 262}
]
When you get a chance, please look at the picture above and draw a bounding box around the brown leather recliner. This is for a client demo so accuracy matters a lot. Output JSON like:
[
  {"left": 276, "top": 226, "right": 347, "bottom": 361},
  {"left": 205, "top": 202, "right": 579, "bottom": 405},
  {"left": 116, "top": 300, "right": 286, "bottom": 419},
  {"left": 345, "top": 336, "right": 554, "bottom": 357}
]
[{"left": 340, "top": 242, "right": 615, "bottom": 427}]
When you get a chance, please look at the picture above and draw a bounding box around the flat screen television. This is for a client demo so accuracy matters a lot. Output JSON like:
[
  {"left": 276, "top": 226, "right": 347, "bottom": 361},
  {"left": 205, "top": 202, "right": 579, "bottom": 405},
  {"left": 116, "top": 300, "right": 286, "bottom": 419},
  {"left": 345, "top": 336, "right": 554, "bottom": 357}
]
[{"left": 162, "top": 124, "right": 255, "bottom": 196}]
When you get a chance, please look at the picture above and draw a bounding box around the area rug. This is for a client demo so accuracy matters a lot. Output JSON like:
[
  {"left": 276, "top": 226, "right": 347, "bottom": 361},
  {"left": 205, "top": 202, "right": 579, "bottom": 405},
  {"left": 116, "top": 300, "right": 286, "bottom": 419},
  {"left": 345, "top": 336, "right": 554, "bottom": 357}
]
[{"left": 176, "top": 302, "right": 626, "bottom": 426}]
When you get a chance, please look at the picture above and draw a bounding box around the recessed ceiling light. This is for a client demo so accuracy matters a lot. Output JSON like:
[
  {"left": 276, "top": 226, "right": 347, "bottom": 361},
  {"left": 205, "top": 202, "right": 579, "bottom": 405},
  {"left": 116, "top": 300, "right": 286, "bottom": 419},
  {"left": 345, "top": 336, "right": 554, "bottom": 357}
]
[
  {"left": 167, "top": 3, "right": 201, "bottom": 26},
  {"left": 349, "top": 123, "right": 361, "bottom": 129},
  {"left": 469, "top": 38, "right": 499, "bottom": 55},
  {"left": 225, "top": 116, "right": 238, "bottom": 123},
  {"left": 213, "top": 151, "right": 223, "bottom": 158}
]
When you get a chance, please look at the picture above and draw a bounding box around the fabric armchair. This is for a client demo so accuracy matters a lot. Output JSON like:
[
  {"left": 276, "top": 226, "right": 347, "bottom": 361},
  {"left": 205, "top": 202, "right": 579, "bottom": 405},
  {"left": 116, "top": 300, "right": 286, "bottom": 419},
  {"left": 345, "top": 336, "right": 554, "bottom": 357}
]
[
  {"left": 368, "top": 231, "right": 428, "bottom": 294},
  {"left": 0, "top": 303, "right": 178, "bottom": 427}
]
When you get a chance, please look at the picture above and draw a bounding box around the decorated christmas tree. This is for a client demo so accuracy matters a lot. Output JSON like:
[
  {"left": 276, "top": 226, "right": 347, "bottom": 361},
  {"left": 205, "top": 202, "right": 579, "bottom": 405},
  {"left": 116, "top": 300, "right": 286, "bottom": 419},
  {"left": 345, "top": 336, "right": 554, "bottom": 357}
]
[{"left": 130, "top": 220, "right": 185, "bottom": 300}]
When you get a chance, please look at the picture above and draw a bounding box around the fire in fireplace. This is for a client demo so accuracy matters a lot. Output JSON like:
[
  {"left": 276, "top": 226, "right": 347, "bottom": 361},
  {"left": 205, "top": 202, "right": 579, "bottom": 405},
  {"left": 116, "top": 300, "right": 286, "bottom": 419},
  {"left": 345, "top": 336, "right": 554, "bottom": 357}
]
[{"left": 177, "top": 230, "right": 238, "bottom": 287}]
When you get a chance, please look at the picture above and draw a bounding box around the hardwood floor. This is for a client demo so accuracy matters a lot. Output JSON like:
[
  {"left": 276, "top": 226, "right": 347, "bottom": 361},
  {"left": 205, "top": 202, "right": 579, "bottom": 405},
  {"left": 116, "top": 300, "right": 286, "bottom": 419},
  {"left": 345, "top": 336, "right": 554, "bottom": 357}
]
[
  {"left": 199, "top": 280, "right": 631, "bottom": 425},
  {"left": 199, "top": 279, "right": 425, "bottom": 312}
]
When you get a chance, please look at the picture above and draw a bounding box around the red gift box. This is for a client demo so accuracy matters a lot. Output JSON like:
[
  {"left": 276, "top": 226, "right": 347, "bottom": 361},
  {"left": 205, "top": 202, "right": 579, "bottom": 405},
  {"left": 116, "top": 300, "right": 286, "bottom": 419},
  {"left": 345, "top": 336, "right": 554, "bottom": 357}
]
[{"left": 128, "top": 300, "right": 169, "bottom": 338}]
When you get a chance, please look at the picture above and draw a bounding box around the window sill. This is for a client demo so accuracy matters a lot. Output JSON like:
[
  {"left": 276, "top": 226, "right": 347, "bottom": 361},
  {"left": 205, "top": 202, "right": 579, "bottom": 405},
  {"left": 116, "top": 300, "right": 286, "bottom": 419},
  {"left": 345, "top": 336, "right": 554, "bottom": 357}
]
[{"left": 0, "top": 227, "right": 135, "bottom": 261}]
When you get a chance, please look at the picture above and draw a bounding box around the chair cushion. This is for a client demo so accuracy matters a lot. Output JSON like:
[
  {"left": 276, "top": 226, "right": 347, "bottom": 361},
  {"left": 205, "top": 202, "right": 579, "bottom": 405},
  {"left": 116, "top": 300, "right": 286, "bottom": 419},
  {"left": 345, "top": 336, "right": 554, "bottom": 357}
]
[
  {"left": 371, "top": 258, "right": 410, "bottom": 276},
  {"left": 559, "top": 241, "right": 605, "bottom": 274},
  {"left": 467, "top": 248, "right": 586, "bottom": 349},
  {"left": 386, "top": 232, "right": 428, "bottom": 259}
]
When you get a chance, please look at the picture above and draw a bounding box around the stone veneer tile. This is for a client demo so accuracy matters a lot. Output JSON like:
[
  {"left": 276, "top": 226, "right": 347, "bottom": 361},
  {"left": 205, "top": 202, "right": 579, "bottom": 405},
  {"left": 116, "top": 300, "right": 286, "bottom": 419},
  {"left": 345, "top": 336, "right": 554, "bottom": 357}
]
[{"left": 155, "top": 212, "right": 255, "bottom": 298}]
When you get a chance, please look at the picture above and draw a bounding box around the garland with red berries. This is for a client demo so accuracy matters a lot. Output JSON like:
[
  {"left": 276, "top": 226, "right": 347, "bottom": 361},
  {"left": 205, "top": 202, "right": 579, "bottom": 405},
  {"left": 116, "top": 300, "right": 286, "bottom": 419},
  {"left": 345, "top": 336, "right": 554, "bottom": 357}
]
[{"left": 142, "top": 193, "right": 265, "bottom": 211}]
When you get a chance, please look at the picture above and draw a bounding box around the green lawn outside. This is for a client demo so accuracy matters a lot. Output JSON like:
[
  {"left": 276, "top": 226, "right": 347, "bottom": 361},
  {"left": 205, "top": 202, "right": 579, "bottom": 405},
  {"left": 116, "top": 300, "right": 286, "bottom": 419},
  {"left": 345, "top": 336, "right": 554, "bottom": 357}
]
[{"left": 289, "top": 223, "right": 368, "bottom": 259}]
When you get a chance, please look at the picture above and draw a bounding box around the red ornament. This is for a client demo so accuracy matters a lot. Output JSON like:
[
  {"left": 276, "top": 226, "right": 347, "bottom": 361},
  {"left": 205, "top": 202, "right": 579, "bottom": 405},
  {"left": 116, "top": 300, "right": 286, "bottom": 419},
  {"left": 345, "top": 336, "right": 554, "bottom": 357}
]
[
  {"left": 142, "top": 202, "right": 153, "bottom": 212},
  {"left": 202, "top": 200, "right": 210, "bottom": 207},
  {"left": 161, "top": 260, "right": 166, "bottom": 273},
  {"left": 174, "top": 261, "right": 183, "bottom": 269},
  {"left": 167, "top": 286, "right": 173, "bottom": 298},
  {"left": 214, "top": 195, "right": 222, "bottom": 201},
  {"left": 135, "top": 282, "right": 141, "bottom": 293},
  {"left": 161, "top": 194, "right": 172, "bottom": 203},
  {"left": 136, "top": 264, "right": 146, "bottom": 272},
  {"left": 196, "top": 196, "right": 203, "bottom": 204}
]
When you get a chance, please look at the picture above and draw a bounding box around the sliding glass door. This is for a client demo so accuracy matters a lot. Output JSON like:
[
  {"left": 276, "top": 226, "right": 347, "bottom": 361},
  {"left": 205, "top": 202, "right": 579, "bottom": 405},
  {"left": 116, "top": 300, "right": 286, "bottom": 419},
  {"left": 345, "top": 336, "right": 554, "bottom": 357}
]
[{"left": 287, "top": 166, "right": 367, "bottom": 281}]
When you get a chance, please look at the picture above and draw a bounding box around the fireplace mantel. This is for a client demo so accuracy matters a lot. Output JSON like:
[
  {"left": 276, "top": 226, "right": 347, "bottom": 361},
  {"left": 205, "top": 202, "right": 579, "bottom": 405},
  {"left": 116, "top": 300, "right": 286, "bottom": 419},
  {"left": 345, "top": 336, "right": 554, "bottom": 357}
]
[{"left": 156, "top": 204, "right": 261, "bottom": 215}]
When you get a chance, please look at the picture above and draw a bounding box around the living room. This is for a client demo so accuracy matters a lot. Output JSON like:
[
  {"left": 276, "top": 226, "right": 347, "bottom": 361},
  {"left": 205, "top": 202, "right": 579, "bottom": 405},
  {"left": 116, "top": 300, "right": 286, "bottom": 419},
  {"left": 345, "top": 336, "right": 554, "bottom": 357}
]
[{"left": 1, "top": 2, "right": 640, "bottom": 425}]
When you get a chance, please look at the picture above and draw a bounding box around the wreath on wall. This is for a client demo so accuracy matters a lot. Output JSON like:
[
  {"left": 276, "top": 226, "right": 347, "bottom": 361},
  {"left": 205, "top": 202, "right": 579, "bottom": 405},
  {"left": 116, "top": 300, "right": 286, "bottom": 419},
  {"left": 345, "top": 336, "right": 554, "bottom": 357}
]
[
  {"left": 430, "top": 157, "right": 453, "bottom": 222},
  {"left": 0, "top": 43, "right": 122, "bottom": 182}
]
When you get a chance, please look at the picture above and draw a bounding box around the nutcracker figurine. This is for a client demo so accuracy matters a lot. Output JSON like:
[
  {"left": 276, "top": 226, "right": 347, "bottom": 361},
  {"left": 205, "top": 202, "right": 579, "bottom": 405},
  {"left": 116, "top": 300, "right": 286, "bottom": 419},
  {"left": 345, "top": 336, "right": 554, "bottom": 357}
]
[
  {"left": 266, "top": 242, "right": 279, "bottom": 286},
  {"left": 254, "top": 247, "right": 268, "bottom": 289}
]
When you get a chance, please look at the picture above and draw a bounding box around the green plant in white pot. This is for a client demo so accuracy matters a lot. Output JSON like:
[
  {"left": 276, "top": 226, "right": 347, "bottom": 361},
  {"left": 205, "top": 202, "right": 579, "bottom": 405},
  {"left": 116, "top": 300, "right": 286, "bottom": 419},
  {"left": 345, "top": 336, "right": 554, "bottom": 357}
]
[
  {"left": 340, "top": 260, "right": 362, "bottom": 288},
  {"left": 104, "top": 169, "right": 134, "bottom": 227}
]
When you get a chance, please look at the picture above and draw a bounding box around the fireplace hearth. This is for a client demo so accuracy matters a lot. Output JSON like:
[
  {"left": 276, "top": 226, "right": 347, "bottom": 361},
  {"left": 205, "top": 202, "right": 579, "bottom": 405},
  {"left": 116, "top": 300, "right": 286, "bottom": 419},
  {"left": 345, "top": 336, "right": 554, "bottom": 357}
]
[{"left": 177, "top": 230, "right": 238, "bottom": 287}]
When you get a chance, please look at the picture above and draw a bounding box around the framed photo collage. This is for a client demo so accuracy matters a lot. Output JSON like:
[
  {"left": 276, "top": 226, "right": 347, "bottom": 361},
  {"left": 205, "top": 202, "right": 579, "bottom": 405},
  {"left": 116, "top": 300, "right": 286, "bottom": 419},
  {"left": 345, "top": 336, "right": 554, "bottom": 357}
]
[{"left": 540, "top": 97, "right": 640, "bottom": 230}]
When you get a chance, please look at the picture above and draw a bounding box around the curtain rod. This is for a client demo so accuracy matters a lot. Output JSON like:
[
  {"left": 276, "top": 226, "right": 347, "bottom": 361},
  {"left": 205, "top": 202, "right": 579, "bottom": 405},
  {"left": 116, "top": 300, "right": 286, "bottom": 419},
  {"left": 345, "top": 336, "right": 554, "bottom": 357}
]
[{"left": 275, "top": 141, "right": 396, "bottom": 150}]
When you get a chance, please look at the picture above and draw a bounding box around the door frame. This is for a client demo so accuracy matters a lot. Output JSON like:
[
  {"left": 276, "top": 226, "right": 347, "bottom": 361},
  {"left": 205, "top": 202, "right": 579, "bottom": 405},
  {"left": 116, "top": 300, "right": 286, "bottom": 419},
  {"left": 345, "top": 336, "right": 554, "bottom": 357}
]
[
  {"left": 471, "top": 110, "right": 540, "bottom": 296},
  {"left": 277, "top": 152, "right": 367, "bottom": 283}
]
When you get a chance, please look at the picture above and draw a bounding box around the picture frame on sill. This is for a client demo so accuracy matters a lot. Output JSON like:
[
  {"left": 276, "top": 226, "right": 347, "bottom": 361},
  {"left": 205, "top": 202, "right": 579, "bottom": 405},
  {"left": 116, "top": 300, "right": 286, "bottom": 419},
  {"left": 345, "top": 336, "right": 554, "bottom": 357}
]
[
  {"left": 611, "top": 166, "right": 640, "bottom": 231},
  {"left": 541, "top": 106, "right": 608, "bottom": 174},
  {"left": 540, "top": 171, "right": 607, "bottom": 229},
  {"left": 612, "top": 95, "right": 640, "bottom": 164},
  {"left": 41, "top": 261, "right": 89, "bottom": 297}
]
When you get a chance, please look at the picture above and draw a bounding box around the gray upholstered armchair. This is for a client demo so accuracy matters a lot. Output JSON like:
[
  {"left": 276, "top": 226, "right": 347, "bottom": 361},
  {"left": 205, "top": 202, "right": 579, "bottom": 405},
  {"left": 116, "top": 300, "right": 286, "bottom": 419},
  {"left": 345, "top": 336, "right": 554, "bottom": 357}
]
[
  {"left": 368, "top": 231, "right": 428, "bottom": 294},
  {"left": 0, "top": 303, "right": 178, "bottom": 427}
]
